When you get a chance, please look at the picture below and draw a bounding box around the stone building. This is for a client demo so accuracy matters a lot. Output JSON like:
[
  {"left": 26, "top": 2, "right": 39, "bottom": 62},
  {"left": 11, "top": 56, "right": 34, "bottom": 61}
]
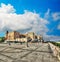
[
  {"left": 5, "top": 31, "right": 20, "bottom": 41},
  {"left": 37, "top": 35, "right": 43, "bottom": 42},
  {"left": 37, "top": 35, "right": 42, "bottom": 40},
  {"left": 5, "top": 31, "right": 27, "bottom": 42},
  {"left": 5, "top": 31, "right": 43, "bottom": 43},
  {"left": 27, "top": 32, "right": 36, "bottom": 40}
]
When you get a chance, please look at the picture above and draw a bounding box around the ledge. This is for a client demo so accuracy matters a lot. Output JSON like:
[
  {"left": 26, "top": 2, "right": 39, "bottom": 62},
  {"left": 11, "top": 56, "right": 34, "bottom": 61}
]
[{"left": 48, "top": 42, "right": 60, "bottom": 61}]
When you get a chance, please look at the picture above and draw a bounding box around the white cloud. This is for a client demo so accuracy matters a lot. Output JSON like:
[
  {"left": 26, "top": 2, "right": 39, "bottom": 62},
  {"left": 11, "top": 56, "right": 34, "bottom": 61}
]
[
  {"left": 44, "top": 9, "right": 50, "bottom": 19},
  {"left": 52, "top": 12, "right": 60, "bottom": 21},
  {"left": 49, "top": 36, "right": 60, "bottom": 41},
  {"left": 43, "top": 35, "right": 60, "bottom": 41},
  {"left": 58, "top": 24, "right": 60, "bottom": 29},
  {"left": 52, "top": 12, "right": 60, "bottom": 30},
  {"left": 44, "top": 9, "right": 60, "bottom": 21},
  {"left": 0, "top": 3, "right": 15, "bottom": 13},
  {"left": 0, "top": 3, "right": 49, "bottom": 35}
]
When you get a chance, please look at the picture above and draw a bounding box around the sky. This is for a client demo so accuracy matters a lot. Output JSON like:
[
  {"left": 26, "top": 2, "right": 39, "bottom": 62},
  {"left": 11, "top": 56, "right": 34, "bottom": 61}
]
[{"left": 0, "top": 0, "right": 60, "bottom": 41}]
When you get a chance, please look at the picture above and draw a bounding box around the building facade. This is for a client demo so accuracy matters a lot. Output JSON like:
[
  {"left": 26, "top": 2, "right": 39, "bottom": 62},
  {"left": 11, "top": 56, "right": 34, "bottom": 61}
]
[
  {"left": 5, "top": 31, "right": 27, "bottom": 42},
  {"left": 5, "top": 31, "right": 43, "bottom": 42},
  {"left": 5, "top": 31, "right": 20, "bottom": 41},
  {"left": 27, "top": 32, "right": 36, "bottom": 40}
]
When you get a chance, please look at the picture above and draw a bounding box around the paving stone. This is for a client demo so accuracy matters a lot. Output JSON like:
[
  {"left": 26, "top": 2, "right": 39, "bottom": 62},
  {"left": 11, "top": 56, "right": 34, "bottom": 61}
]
[{"left": 0, "top": 43, "right": 59, "bottom": 62}]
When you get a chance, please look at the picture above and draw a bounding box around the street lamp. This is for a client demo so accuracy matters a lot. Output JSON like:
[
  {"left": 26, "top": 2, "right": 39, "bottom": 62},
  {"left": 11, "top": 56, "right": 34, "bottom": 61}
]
[
  {"left": 26, "top": 36, "right": 29, "bottom": 47},
  {"left": 8, "top": 35, "right": 11, "bottom": 45}
]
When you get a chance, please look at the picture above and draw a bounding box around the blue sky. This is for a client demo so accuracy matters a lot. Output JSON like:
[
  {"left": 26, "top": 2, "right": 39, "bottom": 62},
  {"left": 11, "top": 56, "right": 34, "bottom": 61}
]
[
  {"left": 0, "top": 0, "right": 60, "bottom": 41},
  {"left": 0, "top": 0, "right": 60, "bottom": 13}
]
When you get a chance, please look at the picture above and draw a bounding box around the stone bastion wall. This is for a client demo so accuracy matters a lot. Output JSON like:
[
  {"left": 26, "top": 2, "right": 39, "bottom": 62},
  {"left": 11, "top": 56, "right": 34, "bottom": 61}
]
[{"left": 49, "top": 42, "right": 60, "bottom": 61}]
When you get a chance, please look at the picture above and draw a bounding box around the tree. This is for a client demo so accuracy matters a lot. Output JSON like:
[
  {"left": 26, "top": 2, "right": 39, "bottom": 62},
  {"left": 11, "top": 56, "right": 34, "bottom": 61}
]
[{"left": 0, "top": 37, "right": 5, "bottom": 43}]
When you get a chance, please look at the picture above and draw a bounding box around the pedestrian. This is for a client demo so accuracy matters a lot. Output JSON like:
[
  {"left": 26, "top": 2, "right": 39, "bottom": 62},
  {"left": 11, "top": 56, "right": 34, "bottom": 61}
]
[{"left": 8, "top": 41, "right": 11, "bottom": 45}]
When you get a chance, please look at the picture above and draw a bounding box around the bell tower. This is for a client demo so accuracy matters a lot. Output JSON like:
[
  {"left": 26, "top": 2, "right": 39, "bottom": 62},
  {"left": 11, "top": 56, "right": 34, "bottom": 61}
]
[{"left": 6, "top": 31, "right": 9, "bottom": 40}]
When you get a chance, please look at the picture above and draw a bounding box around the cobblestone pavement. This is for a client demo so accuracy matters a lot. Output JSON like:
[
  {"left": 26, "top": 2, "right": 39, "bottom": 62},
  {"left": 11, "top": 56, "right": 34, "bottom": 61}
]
[{"left": 0, "top": 43, "right": 59, "bottom": 62}]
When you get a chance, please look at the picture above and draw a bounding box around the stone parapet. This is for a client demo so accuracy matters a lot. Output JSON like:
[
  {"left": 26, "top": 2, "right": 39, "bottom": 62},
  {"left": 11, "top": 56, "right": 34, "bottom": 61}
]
[{"left": 49, "top": 42, "right": 60, "bottom": 61}]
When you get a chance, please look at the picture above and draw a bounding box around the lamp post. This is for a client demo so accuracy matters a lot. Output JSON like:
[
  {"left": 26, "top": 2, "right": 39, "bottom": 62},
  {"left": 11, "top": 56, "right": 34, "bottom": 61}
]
[
  {"left": 26, "top": 37, "right": 29, "bottom": 47},
  {"left": 8, "top": 35, "right": 11, "bottom": 45}
]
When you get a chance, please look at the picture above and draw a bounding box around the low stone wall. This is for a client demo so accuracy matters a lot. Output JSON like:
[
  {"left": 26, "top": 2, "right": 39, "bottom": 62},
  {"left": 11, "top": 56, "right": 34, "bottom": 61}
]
[
  {"left": 16, "top": 38, "right": 27, "bottom": 42},
  {"left": 49, "top": 43, "right": 60, "bottom": 60}
]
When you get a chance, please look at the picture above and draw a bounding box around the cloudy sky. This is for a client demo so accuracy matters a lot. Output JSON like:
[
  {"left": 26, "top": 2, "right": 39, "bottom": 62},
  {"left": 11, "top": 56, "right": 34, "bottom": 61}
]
[{"left": 0, "top": 0, "right": 60, "bottom": 41}]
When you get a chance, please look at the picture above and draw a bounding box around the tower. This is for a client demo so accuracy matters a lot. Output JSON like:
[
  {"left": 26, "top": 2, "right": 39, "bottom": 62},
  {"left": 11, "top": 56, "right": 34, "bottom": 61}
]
[{"left": 5, "top": 31, "right": 9, "bottom": 40}]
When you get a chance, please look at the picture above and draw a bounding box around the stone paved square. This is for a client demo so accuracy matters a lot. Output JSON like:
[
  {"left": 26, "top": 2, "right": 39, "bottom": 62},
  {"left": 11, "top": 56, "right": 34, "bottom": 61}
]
[{"left": 0, "top": 43, "right": 59, "bottom": 62}]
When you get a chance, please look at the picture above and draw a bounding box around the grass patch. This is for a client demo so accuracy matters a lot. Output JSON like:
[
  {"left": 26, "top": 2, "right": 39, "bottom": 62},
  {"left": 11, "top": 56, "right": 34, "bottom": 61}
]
[{"left": 51, "top": 42, "right": 60, "bottom": 48}]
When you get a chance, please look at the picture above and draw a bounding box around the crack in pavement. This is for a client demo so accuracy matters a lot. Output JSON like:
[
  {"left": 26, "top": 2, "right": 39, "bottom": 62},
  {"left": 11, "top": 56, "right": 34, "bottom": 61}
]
[
  {"left": 0, "top": 53, "right": 16, "bottom": 60},
  {"left": 20, "top": 45, "right": 43, "bottom": 59}
]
